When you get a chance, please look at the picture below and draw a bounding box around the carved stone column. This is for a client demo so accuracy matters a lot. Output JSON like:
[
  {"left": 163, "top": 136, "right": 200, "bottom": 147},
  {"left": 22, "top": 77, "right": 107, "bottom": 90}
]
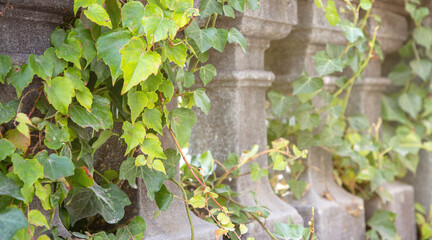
[
  {"left": 189, "top": 0, "right": 304, "bottom": 238},
  {"left": 347, "top": 1, "right": 416, "bottom": 239},
  {"left": 265, "top": 1, "right": 367, "bottom": 239}
]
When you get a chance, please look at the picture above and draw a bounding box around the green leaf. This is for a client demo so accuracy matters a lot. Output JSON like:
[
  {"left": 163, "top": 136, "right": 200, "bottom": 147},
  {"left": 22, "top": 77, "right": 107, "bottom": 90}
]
[
  {"left": 0, "top": 208, "right": 28, "bottom": 240},
  {"left": 273, "top": 222, "right": 306, "bottom": 240},
  {"left": 68, "top": 167, "right": 95, "bottom": 188},
  {"left": 382, "top": 95, "right": 408, "bottom": 124},
  {"left": 0, "top": 138, "right": 15, "bottom": 161},
  {"left": 359, "top": 0, "right": 372, "bottom": 10},
  {"left": 115, "top": 216, "right": 146, "bottom": 240},
  {"left": 50, "top": 28, "right": 66, "bottom": 48},
  {"left": 0, "top": 101, "right": 15, "bottom": 124},
  {"left": 314, "top": 0, "right": 323, "bottom": 8},
  {"left": 76, "top": 87, "right": 93, "bottom": 110},
  {"left": 128, "top": 89, "right": 148, "bottom": 123},
  {"left": 185, "top": 20, "right": 213, "bottom": 52},
  {"left": 199, "top": 64, "right": 216, "bottom": 86},
  {"left": 188, "top": 195, "right": 206, "bottom": 208},
  {"left": 28, "top": 210, "right": 49, "bottom": 229},
  {"left": 249, "top": 163, "right": 268, "bottom": 181},
  {"left": 288, "top": 180, "right": 308, "bottom": 200},
  {"left": 155, "top": 184, "right": 173, "bottom": 211},
  {"left": 119, "top": 157, "right": 167, "bottom": 200},
  {"left": 293, "top": 72, "right": 323, "bottom": 102},
  {"left": 96, "top": 29, "right": 132, "bottom": 82},
  {"left": 74, "top": 0, "right": 97, "bottom": 15},
  {"left": 228, "top": 28, "right": 246, "bottom": 52},
  {"left": 120, "top": 37, "right": 162, "bottom": 94},
  {"left": 165, "top": 42, "right": 188, "bottom": 67},
  {"left": 164, "top": 149, "right": 181, "bottom": 179},
  {"left": 44, "top": 76, "right": 75, "bottom": 114},
  {"left": 170, "top": 108, "right": 197, "bottom": 148},
  {"left": 65, "top": 184, "right": 131, "bottom": 225},
  {"left": 44, "top": 122, "right": 69, "bottom": 150},
  {"left": 158, "top": 78, "right": 174, "bottom": 102},
  {"left": 223, "top": 5, "right": 235, "bottom": 18},
  {"left": 200, "top": 0, "right": 223, "bottom": 19},
  {"left": 389, "top": 63, "right": 411, "bottom": 86},
  {"left": 69, "top": 21, "right": 97, "bottom": 67},
  {"left": 11, "top": 154, "right": 43, "bottom": 187},
  {"left": 413, "top": 27, "right": 432, "bottom": 49},
  {"left": 246, "top": 0, "right": 260, "bottom": 10},
  {"left": 69, "top": 95, "right": 113, "bottom": 131},
  {"left": 44, "top": 47, "right": 68, "bottom": 78},
  {"left": 410, "top": 59, "right": 432, "bottom": 81},
  {"left": 35, "top": 151, "right": 74, "bottom": 180},
  {"left": 367, "top": 210, "right": 397, "bottom": 240},
  {"left": 313, "top": 51, "right": 344, "bottom": 76},
  {"left": 143, "top": 108, "right": 163, "bottom": 134},
  {"left": 228, "top": 0, "right": 246, "bottom": 12},
  {"left": 398, "top": 92, "right": 422, "bottom": 119},
  {"left": 7, "top": 64, "right": 34, "bottom": 98},
  {"left": 0, "top": 55, "right": 12, "bottom": 84},
  {"left": 268, "top": 90, "right": 296, "bottom": 117},
  {"left": 121, "top": 121, "right": 146, "bottom": 155},
  {"left": 84, "top": 4, "right": 112, "bottom": 29},
  {"left": 176, "top": 69, "right": 195, "bottom": 88},
  {"left": 325, "top": 0, "right": 340, "bottom": 26},
  {"left": 194, "top": 88, "right": 211, "bottom": 114},
  {"left": 143, "top": 17, "right": 179, "bottom": 43},
  {"left": 105, "top": 0, "right": 121, "bottom": 28},
  {"left": 121, "top": 1, "right": 145, "bottom": 33},
  {"left": 140, "top": 136, "right": 166, "bottom": 159},
  {"left": 414, "top": 7, "right": 430, "bottom": 24},
  {"left": 55, "top": 40, "right": 82, "bottom": 69},
  {"left": 0, "top": 173, "right": 25, "bottom": 201},
  {"left": 348, "top": 115, "right": 370, "bottom": 131},
  {"left": 338, "top": 19, "right": 364, "bottom": 43}
]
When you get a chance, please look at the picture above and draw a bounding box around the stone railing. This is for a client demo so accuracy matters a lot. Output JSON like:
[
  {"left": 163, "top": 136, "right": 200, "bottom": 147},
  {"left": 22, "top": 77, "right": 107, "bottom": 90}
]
[{"left": 0, "top": 0, "right": 422, "bottom": 239}]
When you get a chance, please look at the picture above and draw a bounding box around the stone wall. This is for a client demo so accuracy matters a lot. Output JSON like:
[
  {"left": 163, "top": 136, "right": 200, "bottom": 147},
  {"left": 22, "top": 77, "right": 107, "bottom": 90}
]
[{"left": 0, "top": 0, "right": 426, "bottom": 239}]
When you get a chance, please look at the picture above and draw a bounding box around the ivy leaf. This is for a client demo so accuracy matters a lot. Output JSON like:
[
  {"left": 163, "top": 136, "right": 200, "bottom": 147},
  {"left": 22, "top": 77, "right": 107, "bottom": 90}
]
[
  {"left": 410, "top": 59, "right": 432, "bottom": 81},
  {"left": 65, "top": 184, "right": 131, "bottom": 225},
  {"left": 96, "top": 29, "right": 132, "bottom": 82},
  {"left": 69, "top": 95, "right": 113, "bottom": 131},
  {"left": 84, "top": 4, "right": 112, "bottom": 29},
  {"left": 68, "top": 167, "right": 95, "bottom": 188},
  {"left": 28, "top": 210, "right": 49, "bottom": 229},
  {"left": 55, "top": 39, "right": 82, "bottom": 70},
  {"left": 44, "top": 47, "right": 68, "bottom": 78},
  {"left": 293, "top": 72, "right": 323, "bottom": 102},
  {"left": 227, "top": 0, "right": 246, "bottom": 12},
  {"left": 6, "top": 129, "right": 30, "bottom": 152},
  {"left": 158, "top": 79, "right": 174, "bottom": 102},
  {"left": 398, "top": 92, "right": 422, "bottom": 119},
  {"left": 69, "top": 21, "right": 97, "bottom": 67},
  {"left": 140, "top": 135, "right": 166, "bottom": 159},
  {"left": 120, "top": 37, "right": 162, "bottom": 94},
  {"left": 325, "top": 0, "right": 340, "bottom": 26},
  {"left": 246, "top": 0, "right": 260, "bottom": 10},
  {"left": 76, "top": 87, "right": 93, "bottom": 110},
  {"left": 121, "top": 1, "right": 145, "bottom": 33},
  {"left": 105, "top": 0, "right": 121, "bottom": 28},
  {"left": 121, "top": 121, "right": 146, "bottom": 155},
  {"left": 382, "top": 95, "right": 408, "bottom": 124},
  {"left": 154, "top": 184, "right": 173, "bottom": 211},
  {"left": 0, "top": 54, "right": 12, "bottom": 84},
  {"left": 119, "top": 157, "right": 167, "bottom": 200},
  {"left": 163, "top": 149, "right": 181, "bottom": 179},
  {"left": 152, "top": 159, "right": 167, "bottom": 174},
  {"left": 413, "top": 27, "right": 432, "bottom": 50},
  {"left": 367, "top": 210, "right": 397, "bottom": 240},
  {"left": 7, "top": 64, "right": 34, "bottom": 98},
  {"left": 128, "top": 89, "right": 148, "bottom": 123},
  {"left": 223, "top": 5, "right": 235, "bottom": 18},
  {"left": 44, "top": 122, "right": 69, "bottom": 150},
  {"left": 313, "top": 51, "right": 344, "bottom": 76},
  {"left": 0, "top": 101, "right": 16, "bottom": 124},
  {"left": 185, "top": 20, "right": 213, "bottom": 52},
  {"left": 115, "top": 216, "right": 146, "bottom": 240},
  {"left": 0, "top": 138, "right": 15, "bottom": 161},
  {"left": 44, "top": 76, "right": 75, "bottom": 115},
  {"left": 188, "top": 195, "right": 206, "bottom": 208},
  {"left": 164, "top": 41, "right": 188, "bottom": 67},
  {"left": 170, "top": 108, "right": 197, "bottom": 148},
  {"left": 73, "top": 0, "right": 97, "bottom": 15},
  {"left": 389, "top": 63, "right": 411, "bottom": 86},
  {"left": 288, "top": 180, "right": 308, "bottom": 200},
  {"left": 35, "top": 151, "right": 75, "bottom": 180},
  {"left": 0, "top": 173, "right": 25, "bottom": 201},
  {"left": 337, "top": 19, "right": 364, "bottom": 43},
  {"left": 11, "top": 154, "right": 43, "bottom": 187},
  {"left": 0, "top": 208, "right": 28, "bottom": 240},
  {"left": 194, "top": 88, "right": 211, "bottom": 114},
  {"left": 249, "top": 163, "right": 268, "bottom": 181},
  {"left": 199, "top": 64, "right": 217, "bottom": 86},
  {"left": 143, "top": 108, "right": 163, "bottom": 134},
  {"left": 273, "top": 222, "right": 306, "bottom": 240},
  {"left": 228, "top": 28, "right": 246, "bottom": 52},
  {"left": 200, "top": 0, "right": 223, "bottom": 19},
  {"left": 143, "top": 17, "right": 179, "bottom": 43},
  {"left": 28, "top": 54, "right": 53, "bottom": 81},
  {"left": 359, "top": 0, "right": 372, "bottom": 10},
  {"left": 176, "top": 68, "right": 195, "bottom": 88}
]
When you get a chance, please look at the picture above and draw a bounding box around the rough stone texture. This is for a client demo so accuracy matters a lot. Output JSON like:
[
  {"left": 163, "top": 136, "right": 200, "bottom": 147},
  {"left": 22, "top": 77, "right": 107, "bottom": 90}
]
[
  {"left": 265, "top": 1, "right": 366, "bottom": 239},
  {"left": 189, "top": 0, "right": 304, "bottom": 238},
  {"left": 347, "top": 2, "right": 416, "bottom": 239}
]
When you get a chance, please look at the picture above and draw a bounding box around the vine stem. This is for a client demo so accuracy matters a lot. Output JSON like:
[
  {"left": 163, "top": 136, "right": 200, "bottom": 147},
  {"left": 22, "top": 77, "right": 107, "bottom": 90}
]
[
  {"left": 94, "top": 169, "right": 110, "bottom": 183},
  {"left": 170, "top": 179, "right": 195, "bottom": 240}
]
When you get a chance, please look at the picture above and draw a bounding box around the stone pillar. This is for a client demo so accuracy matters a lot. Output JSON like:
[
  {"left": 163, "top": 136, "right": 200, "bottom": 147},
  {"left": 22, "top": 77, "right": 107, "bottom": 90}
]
[
  {"left": 265, "top": 1, "right": 367, "bottom": 239},
  {"left": 189, "top": 0, "right": 303, "bottom": 238},
  {"left": 347, "top": 1, "right": 416, "bottom": 239}
]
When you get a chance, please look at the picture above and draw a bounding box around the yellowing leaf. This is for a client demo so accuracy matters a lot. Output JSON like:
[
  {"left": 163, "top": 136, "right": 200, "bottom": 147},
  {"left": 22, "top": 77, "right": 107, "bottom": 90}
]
[{"left": 84, "top": 3, "right": 112, "bottom": 29}]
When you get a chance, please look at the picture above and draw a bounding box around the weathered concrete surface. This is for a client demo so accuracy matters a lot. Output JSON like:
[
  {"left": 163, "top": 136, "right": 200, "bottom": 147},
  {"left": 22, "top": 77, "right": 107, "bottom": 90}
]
[
  {"left": 190, "top": 0, "right": 304, "bottom": 238},
  {"left": 265, "top": 1, "right": 366, "bottom": 239}
]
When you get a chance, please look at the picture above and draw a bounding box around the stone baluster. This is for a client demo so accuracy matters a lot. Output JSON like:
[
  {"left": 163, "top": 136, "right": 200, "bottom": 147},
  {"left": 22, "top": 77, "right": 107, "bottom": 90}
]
[
  {"left": 265, "top": 0, "right": 367, "bottom": 239},
  {"left": 345, "top": 1, "right": 416, "bottom": 239},
  {"left": 189, "top": 0, "right": 304, "bottom": 238}
]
